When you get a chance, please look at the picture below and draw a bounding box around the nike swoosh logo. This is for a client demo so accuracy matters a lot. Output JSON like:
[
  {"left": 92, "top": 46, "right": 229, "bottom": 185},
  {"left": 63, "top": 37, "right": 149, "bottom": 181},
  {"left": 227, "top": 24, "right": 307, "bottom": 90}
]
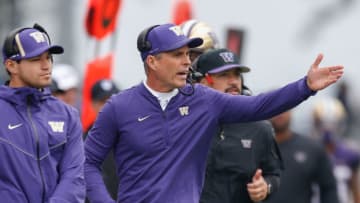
[
  {"left": 8, "top": 123, "right": 23, "bottom": 130},
  {"left": 138, "top": 115, "right": 151, "bottom": 122}
]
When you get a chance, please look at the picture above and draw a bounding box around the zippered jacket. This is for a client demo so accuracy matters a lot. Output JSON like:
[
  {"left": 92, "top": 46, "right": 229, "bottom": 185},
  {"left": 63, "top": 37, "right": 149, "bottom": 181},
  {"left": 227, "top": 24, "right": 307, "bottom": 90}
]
[
  {"left": 200, "top": 121, "right": 282, "bottom": 203},
  {"left": 85, "top": 77, "right": 314, "bottom": 203},
  {"left": 0, "top": 85, "right": 85, "bottom": 203}
]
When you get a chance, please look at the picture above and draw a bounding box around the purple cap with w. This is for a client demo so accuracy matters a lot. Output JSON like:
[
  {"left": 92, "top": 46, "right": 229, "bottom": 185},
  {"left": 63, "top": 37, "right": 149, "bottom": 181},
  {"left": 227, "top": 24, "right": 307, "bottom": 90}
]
[
  {"left": 2, "top": 28, "right": 63, "bottom": 62},
  {"left": 138, "top": 23, "right": 203, "bottom": 61}
]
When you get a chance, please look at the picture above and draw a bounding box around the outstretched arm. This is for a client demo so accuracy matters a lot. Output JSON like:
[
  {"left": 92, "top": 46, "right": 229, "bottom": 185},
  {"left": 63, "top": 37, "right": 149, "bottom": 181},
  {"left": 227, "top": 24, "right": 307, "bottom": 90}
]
[{"left": 306, "top": 53, "right": 344, "bottom": 91}]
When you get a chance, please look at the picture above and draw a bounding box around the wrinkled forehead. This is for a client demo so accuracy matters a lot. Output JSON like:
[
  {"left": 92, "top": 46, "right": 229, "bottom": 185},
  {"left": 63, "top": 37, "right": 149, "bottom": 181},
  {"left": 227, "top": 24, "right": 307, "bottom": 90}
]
[{"left": 156, "top": 45, "right": 190, "bottom": 56}]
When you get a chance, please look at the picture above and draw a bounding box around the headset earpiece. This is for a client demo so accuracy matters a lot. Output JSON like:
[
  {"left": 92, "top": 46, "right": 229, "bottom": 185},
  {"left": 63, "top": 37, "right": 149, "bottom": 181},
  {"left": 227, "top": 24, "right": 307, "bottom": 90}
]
[
  {"left": 3, "top": 27, "right": 29, "bottom": 59},
  {"left": 33, "top": 23, "right": 51, "bottom": 44},
  {"left": 137, "top": 25, "right": 159, "bottom": 52}
]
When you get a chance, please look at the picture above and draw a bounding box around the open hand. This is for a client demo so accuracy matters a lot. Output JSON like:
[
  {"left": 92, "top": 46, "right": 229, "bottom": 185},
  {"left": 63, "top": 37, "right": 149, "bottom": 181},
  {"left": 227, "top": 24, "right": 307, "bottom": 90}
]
[{"left": 306, "top": 53, "right": 344, "bottom": 91}]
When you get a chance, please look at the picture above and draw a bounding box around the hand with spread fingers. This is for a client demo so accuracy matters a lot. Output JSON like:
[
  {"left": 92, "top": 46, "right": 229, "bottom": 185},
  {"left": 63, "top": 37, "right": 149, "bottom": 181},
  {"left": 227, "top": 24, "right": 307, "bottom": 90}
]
[
  {"left": 247, "top": 169, "right": 269, "bottom": 202},
  {"left": 306, "top": 53, "right": 344, "bottom": 91}
]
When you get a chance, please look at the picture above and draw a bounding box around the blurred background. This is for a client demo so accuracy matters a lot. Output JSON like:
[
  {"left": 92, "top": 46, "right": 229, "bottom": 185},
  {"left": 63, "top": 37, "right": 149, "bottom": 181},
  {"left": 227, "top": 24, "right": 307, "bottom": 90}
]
[{"left": 0, "top": 0, "right": 359, "bottom": 138}]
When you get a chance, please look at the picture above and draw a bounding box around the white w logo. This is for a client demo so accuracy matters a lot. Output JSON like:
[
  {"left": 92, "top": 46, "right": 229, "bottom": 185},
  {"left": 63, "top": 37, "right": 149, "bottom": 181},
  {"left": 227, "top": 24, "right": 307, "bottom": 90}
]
[
  {"left": 179, "top": 106, "right": 189, "bottom": 116},
  {"left": 48, "top": 121, "right": 64, "bottom": 133},
  {"left": 241, "top": 139, "right": 252, "bottom": 149},
  {"left": 169, "top": 26, "right": 184, "bottom": 36},
  {"left": 29, "top": 32, "right": 46, "bottom": 43},
  {"left": 219, "top": 52, "right": 235, "bottom": 63}
]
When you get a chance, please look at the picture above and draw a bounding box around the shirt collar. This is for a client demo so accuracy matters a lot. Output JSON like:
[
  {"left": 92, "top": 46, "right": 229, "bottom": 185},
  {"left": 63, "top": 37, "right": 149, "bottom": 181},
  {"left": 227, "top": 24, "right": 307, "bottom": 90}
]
[{"left": 143, "top": 80, "right": 179, "bottom": 110}]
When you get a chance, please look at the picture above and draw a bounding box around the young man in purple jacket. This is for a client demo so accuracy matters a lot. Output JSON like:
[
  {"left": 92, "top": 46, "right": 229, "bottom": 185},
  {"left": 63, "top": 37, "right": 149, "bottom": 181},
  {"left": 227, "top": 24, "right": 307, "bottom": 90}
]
[
  {"left": 84, "top": 23, "right": 344, "bottom": 203},
  {"left": 0, "top": 24, "right": 85, "bottom": 202}
]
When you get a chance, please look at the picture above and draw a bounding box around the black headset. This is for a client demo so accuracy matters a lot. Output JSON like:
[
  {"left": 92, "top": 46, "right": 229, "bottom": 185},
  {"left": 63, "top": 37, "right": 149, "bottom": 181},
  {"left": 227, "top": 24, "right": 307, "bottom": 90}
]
[
  {"left": 136, "top": 25, "right": 159, "bottom": 53},
  {"left": 187, "top": 57, "right": 203, "bottom": 83},
  {"left": 3, "top": 23, "right": 50, "bottom": 60}
]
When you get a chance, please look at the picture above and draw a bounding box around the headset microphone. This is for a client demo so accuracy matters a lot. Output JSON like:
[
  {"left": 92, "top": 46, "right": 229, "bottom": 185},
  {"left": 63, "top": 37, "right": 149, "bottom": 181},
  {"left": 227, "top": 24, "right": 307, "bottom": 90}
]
[
  {"left": 241, "top": 85, "right": 253, "bottom": 96},
  {"left": 180, "top": 67, "right": 203, "bottom": 96},
  {"left": 186, "top": 67, "right": 203, "bottom": 83}
]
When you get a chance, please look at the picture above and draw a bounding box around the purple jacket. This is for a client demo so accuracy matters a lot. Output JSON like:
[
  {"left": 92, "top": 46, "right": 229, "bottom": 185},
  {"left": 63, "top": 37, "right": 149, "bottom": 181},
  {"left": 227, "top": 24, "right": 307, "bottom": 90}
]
[
  {"left": 85, "top": 77, "right": 314, "bottom": 203},
  {"left": 0, "top": 85, "right": 85, "bottom": 203}
]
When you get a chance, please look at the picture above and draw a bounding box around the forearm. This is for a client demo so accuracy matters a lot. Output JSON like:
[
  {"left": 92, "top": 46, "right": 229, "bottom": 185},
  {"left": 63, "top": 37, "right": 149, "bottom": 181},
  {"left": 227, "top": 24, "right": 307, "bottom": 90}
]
[
  {"left": 49, "top": 174, "right": 86, "bottom": 203},
  {"left": 222, "top": 77, "right": 316, "bottom": 123},
  {"left": 85, "top": 161, "right": 115, "bottom": 203}
]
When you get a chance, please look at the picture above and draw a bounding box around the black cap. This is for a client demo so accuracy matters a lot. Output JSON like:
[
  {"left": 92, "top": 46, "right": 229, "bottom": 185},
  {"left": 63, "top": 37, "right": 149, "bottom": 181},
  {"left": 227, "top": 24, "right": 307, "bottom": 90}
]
[
  {"left": 91, "top": 79, "right": 119, "bottom": 101},
  {"left": 196, "top": 48, "right": 250, "bottom": 75}
]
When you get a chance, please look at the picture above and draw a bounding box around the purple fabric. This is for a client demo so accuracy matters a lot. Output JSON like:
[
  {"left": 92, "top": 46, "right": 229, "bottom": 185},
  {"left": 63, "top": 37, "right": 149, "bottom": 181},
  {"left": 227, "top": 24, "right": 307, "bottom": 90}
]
[
  {"left": 0, "top": 85, "right": 85, "bottom": 202},
  {"left": 85, "top": 76, "right": 315, "bottom": 203}
]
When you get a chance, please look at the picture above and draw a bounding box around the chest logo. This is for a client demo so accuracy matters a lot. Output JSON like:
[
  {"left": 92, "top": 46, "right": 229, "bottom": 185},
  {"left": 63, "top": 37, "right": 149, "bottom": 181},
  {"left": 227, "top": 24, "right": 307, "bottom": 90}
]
[
  {"left": 138, "top": 115, "right": 151, "bottom": 122},
  {"left": 241, "top": 139, "right": 252, "bottom": 148},
  {"left": 8, "top": 123, "right": 23, "bottom": 130},
  {"left": 178, "top": 106, "right": 189, "bottom": 116},
  {"left": 48, "top": 121, "right": 64, "bottom": 133}
]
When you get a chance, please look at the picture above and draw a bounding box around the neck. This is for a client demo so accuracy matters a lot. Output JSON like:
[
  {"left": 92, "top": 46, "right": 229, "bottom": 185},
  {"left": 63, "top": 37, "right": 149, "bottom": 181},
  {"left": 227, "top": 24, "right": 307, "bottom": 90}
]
[
  {"left": 145, "top": 78, "right": 174, "bottom": 93},
  {"left": 275, "top": 129, "right": 292, "bottom": 143},
  {"left": 8, "top": 79, "right": 24, "bottom": 88}
]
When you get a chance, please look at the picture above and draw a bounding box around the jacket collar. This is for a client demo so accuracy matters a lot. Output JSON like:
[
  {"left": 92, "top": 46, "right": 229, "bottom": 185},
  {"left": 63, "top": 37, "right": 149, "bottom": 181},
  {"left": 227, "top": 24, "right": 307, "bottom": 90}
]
[{"left": 0, "top": 83, "right": 51, "bottom": 106}]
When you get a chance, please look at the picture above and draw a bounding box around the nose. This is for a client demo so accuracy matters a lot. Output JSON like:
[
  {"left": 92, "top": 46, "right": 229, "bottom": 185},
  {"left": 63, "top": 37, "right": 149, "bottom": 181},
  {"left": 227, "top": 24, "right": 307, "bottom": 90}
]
[
  {"left": 228, "top": 74, "right": 241, "bottom": 85},
  {"left": 184, "top": 54, "right": 191, "bottom": 66},
  {"left": 42, "top": 59, "right": 51, "bottom": 69},
  {"left": 40, "top": 56, "right": 52, "bottom": 70}
]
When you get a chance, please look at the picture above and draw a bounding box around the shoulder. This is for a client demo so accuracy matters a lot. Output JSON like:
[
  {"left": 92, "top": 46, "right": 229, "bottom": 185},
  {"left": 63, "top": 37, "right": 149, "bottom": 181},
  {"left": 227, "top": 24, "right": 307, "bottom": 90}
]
[
  {"left": 252, "top": 120, "right": 274, "bottom": 132},
  {"left": 107, "top": 84, "right": 142, "bottom": 106},
  {"left": 244, "top": 120, "right": 275, "bottom": 138},
  {"left": 46, "top": 96, "right": 80, "bottom": 117},
  {"left": 98, "top": 84, "right": 148, "bottom": 118}
]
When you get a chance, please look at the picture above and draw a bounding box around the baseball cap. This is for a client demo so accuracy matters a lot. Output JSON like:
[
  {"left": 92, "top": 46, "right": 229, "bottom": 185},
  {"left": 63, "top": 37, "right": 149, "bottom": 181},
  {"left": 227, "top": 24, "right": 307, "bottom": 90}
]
[
  {"left": 180, "top": 19, "right": 220, "bottom": 53},
  {"left": 91, "top": 79, "right": 119, "bottom": 101},
  {"left": 2, "top": 27, "right": 63, "bottom": 62},
  {"left": 50, "top": 64, "right": 80, "bottom": 93},
  {"left": 137, "top": 23, "right": 203, "bottom": 61},
  {"left": 195, "top": 48, "right": 250, "bottom": 75}
]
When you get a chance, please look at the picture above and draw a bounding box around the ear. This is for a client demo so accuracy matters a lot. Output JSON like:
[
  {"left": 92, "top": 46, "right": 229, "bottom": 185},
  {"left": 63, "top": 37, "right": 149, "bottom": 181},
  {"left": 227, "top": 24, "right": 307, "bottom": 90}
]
[
  {"left": 199, "top": 74, "right": 213, "bottom": 85},
  {"left": 205, "top": 74, "right": 214, "bottom": 85},
  {"left": 146, "top": 55, "right": 157, "bottom": 71},
  {"left": 4, "top": 59, "right": 19, "bottom": 75}
]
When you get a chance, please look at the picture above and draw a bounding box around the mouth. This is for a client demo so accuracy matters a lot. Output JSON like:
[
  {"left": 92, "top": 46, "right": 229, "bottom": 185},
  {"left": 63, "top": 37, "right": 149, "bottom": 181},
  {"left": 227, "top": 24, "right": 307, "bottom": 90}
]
[
  {"left": 225, "top": 88, "right": 240, "bottom": 95},
  {"left": 40, "top": 73, "right": 51, "bottom": 78},
  {"left": 176, "top": 71, "right": 189, "bottom": 79}
]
